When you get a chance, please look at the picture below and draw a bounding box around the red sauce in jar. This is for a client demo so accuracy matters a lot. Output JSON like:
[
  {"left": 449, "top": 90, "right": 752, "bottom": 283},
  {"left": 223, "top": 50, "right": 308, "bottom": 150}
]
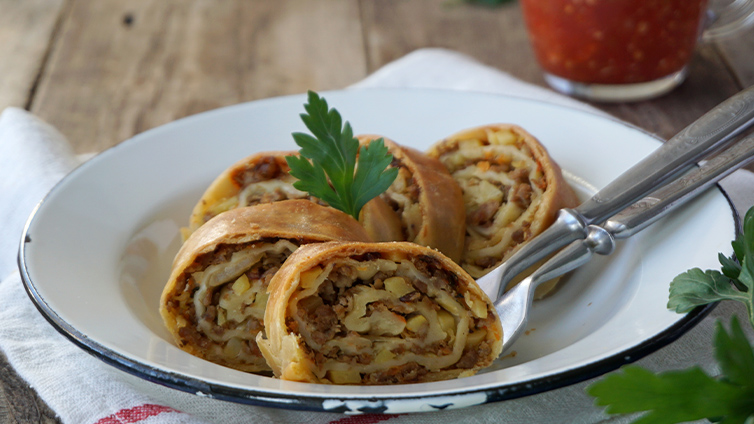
[{"left": 520, "top": 0, "right": 708, "bottom": 84}]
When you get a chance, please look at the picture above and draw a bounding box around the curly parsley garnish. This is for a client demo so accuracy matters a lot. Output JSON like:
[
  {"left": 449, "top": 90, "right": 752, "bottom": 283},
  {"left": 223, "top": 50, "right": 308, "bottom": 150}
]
[
  {"left": 587, "top": 206, "right": 754, "bottom": 423},
  {"left": 286, "top": 91, "right": 398, "bottom": 220}
]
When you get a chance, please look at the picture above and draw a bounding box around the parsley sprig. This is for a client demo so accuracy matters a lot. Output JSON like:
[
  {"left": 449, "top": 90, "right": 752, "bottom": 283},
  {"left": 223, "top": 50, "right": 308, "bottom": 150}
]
[
  {"left": 286, "top": 91, "right": 398, "bottom": 220},
  {"left": 587, "top": 206, "right": 754, "bottom": 423}
]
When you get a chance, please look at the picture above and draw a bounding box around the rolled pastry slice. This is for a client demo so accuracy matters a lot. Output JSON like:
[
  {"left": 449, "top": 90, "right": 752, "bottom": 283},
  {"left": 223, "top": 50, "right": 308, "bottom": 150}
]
[
  {"left": 160, "top": 200, "right": 371, "bottom": 373},
  {"left": 358, "top": 135, "right": 466, "bottom": 263},
  {"left": 185, "top": 151, "right": 324, "bottom": 236},
  {"left": 427, "top": 125, "right": 579, "bottom": 285},
  {"left": 258, "top": 241, "right": 503, "bottom": 384}
]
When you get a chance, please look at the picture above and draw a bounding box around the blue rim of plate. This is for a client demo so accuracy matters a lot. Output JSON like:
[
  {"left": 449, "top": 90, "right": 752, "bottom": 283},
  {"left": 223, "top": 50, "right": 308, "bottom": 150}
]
[{"left": 16, "top": 88, "right": 736, "bottom": 413}]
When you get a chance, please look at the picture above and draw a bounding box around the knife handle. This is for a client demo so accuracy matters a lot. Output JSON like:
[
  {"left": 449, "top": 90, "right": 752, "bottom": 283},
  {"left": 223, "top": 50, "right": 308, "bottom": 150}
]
[
  {"left": 576, "top": 84, "right": 754, "bottom": 225},
  {"left": 603, "top": 131, "right": 754, "bottom": 239}
]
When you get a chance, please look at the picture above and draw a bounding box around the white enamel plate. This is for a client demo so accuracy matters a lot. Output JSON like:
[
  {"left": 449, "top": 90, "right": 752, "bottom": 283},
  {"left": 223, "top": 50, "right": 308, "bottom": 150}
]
[{"left": 19, "top": 89, "right": 735, "bottom": 414}]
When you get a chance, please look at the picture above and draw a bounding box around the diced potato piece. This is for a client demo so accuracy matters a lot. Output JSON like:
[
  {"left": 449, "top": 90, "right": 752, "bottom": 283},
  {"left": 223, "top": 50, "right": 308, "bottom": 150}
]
[
  {"left": 459, "top": 139, "right": 485, "bottom": 150},
  {"left": 384, "top": 276, "right": 415, "bottom": 298},
  {"left": 224, "top": 337, "right": 242, "bottom": 358},
  {"left": 217, "top": 308, "right": 227, "bottom": 326},
  {"left": 465, "top": 329, "right": 488, "bottom": 347},
  {"left": 247, "top": 291, "right": 268, "bottom": 319},
  {"left": 232, "top": 274, "right": 251, "bottom": 295},
  {"left": 369, "top": 310, "right": 406, "bottom": 336},
  {"left": 327, "top": 369, "right": 362, "bottom": 384},
  {"left": 473, "top": 300, "right": 488, "bottom": 319},
  {"left": 463, "top": 179, "right": 503, "bottom": 207},
  {"left": 253, "top": 291, "right": 269, "bottom": 308},
  {"left": 374, "top": 348, "right": 396, "bottom": 364},
  {"left": 356, "top": 265, "right": 379, "bottom": 281},
  {"left": 299, "top": 267, "right": 323, "bottom": 289},
  {"left": 491, "top": 130, "right": 517, "bottom": 145},
  {"left": 406, "top": 314, "right": 429, "bottom": 334},
  {"left": 437, "top": 310, "right": 456, "bottom": 335},
  {"left": 512, "top": 160, "right": 528, "bottom": 169},
  {"left": 464, "top": 292, "right": 488, "bottom": 319}
]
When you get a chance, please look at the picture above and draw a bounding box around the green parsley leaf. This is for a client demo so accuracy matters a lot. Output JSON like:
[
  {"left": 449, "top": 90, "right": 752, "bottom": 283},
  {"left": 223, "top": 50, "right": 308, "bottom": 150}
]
[
  {"left": 286, "top": 91, "right": 398, "bottom": 220},
  {"left": 587, "top": 316, "right": 754, "bottom": 424},
  {"left": 667, "top": 205, "right": 754, "bottom": 328},
  {"left": 716, "top": 316, "right": 754, "bottom": 389},
  {"left": 668, "top": 268, "right": 749, "bottom": 316}
]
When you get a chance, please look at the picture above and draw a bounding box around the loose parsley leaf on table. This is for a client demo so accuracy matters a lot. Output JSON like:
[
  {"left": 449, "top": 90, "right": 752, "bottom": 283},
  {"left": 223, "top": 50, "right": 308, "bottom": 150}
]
[
  {"left": 587, "top": 317, "right": 754, "bottom": 424},
  {"left": 587, "top": 205, "right": 754, "bottom": 423},
  {"left": 286, "top": 91, "right": 398, "bottom": 220}
]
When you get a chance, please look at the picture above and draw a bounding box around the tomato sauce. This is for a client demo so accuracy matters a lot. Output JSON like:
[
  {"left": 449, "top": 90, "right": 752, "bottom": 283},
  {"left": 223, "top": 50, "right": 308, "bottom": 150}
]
[{"left": 520, "top": 0, "right": 708, "bottom": 84}]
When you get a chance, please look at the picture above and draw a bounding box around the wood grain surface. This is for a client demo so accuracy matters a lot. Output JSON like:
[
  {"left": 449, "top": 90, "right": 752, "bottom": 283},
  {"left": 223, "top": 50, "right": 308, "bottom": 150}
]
[
  {"left": 0, "top": 0, "right": 65, "bottom": 111},
  {"left": 2, "top": 0, "right": 753, "bottom": 422}
]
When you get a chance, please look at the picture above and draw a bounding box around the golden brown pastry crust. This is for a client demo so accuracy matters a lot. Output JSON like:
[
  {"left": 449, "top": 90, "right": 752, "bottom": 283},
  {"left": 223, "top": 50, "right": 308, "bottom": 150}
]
[
  {"left": 258, "top": 241, "right": 503, "bottom": 384},
  {"left": 427, "top": 124, "right": 579, "bottom": 291},
  {"left": 358, "top": 135, "right": 466, "bottom": 263},
  {"left": 160, "top": 200, "right": 371, "bottom": 373}
]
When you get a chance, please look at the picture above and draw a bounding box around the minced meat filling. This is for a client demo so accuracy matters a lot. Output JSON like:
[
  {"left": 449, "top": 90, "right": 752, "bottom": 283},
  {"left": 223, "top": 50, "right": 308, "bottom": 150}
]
[
  {"left": 290, "top": 254, "right": 495, "bottom": 384},
  {"left": 231, "top": 156, "right": 287, "bottom": 187},
  {"left": 199, "top": 156, "right": 327, "bottom": 225}
]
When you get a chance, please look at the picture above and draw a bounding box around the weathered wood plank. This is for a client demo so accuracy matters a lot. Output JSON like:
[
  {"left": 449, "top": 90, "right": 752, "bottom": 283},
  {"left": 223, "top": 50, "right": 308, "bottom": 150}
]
[
  {"left": 0, "top": 2, "right": 66, "bottom": 422},
  {"left": 360, "top": 1, "right": 542, "bottom": 84},
  {"left": 0, "top": 0, "right": 66, "bottom": 111},
  {"left": 0, "top": 350, "right": 60, "bottom": 424},
  {"left": 30, "top": 0, "right": 367, "bottom": 153},
  {"left": 360, "top": 0, "right": 742, "bottom": 141}
]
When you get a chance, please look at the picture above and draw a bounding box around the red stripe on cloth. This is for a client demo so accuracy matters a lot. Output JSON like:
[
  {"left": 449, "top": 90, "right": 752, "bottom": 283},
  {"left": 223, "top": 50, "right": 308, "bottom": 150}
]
[
  {"left": 328, "top": 414, "right": 399, "bottom": 424},
  {"left": 93, "top": 404, "right": 180, "bottom": 424}
]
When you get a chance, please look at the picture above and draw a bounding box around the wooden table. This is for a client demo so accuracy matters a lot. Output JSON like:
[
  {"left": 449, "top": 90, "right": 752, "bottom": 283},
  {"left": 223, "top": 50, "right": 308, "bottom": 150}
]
[{"left": 2, "top": 0, "right": 753, "bottom": 421}]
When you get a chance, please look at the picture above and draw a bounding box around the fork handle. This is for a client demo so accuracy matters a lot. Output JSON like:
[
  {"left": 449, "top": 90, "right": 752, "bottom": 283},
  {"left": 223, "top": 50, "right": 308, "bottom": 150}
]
[{"left": 529, "top": 226, "right": 612, "bottom": 290}]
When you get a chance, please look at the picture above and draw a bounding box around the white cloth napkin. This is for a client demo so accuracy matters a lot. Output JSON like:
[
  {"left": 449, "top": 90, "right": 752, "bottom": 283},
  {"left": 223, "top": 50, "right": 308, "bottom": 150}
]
[{"left": 1, "top": 48, "right": 753, "bottom": 424}]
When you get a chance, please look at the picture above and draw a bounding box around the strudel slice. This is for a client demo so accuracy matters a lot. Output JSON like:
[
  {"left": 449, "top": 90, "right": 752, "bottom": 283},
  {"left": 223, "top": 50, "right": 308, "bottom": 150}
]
[
  {"left": 185, "top": 151, "right": 322, "bottom": 236},
  {"left": 258, "top": 241, "right": 503, "bottom": 384},
  {"left": 427, "top": 125, "right": 579, "bottom": 290},
  {"left": 160, "top": 200, "right": 371, "bottom": 372},
  {"left": 358, "top": 136, "right": 466, "bottom": 263}
]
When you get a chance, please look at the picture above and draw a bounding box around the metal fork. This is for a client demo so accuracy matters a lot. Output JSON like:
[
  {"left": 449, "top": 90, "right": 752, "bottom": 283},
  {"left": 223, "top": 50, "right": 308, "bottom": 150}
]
[
  {"left": 476, "top": 85, "right": 754, "bottom": 305},
  {"left": 474, "top": 85, "right": 754, "bottom": 352}
]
